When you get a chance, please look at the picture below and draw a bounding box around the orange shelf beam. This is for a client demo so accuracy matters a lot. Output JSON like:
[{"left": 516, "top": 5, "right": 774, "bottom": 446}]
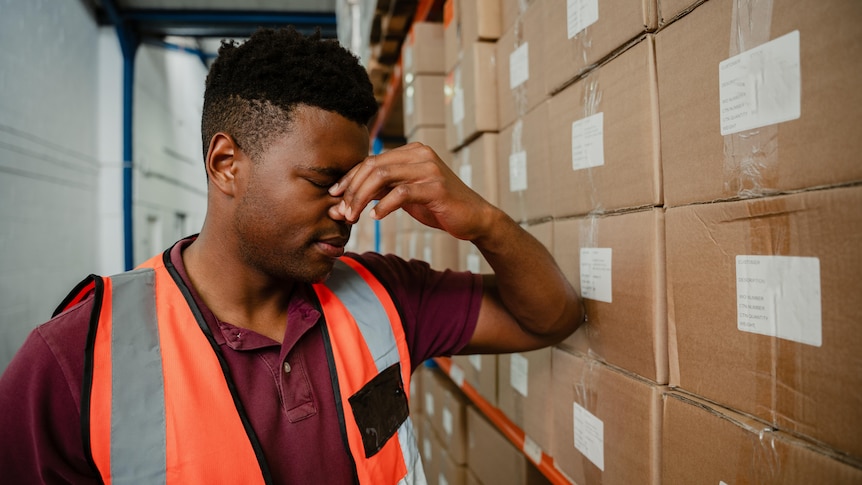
[{"left": 432, "top": 357, "right": 574, "bottom": 485}]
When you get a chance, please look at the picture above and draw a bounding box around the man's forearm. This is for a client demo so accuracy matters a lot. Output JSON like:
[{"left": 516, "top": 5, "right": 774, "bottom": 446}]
[{"left": 471, "top": 208, "right": 584, "bottom": 340}]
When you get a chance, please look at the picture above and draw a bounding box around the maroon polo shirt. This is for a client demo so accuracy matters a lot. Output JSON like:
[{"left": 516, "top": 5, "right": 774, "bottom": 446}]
[{"left": 0, "top": 236, "right": 482, "bottom": 484}]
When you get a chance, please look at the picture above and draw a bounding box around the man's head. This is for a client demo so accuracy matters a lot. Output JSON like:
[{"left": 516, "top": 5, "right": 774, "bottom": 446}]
[
  {"left": 201, "top": 27, "right": 378, "bottom": 163},
  {"left": 198, "top": 28, "right": 378, "bottom": 284}
]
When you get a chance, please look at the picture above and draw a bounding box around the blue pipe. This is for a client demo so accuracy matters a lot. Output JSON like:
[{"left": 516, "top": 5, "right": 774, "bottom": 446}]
[
  {"left": 102, "top": 0, "right": 139, "bottom": 270},
  {"left": 372, "top": 137, "right": 384, "bottom": 253}
]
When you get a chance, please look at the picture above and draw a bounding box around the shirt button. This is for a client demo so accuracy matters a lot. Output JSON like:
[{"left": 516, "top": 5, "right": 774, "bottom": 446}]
[{"left": 283, "top": 362, "right": 291, "bottom": 374}]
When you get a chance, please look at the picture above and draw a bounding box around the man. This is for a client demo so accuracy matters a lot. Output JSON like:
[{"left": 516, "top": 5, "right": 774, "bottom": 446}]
[{"left": 0, "top": 28, "right": 582, "bottom": 483}]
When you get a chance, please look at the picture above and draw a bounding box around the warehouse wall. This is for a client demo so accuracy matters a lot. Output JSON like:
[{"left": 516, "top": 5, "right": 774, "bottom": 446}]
[
  {"left": 132, "top": 43, "right": 208, "bottom": 264},
  {"left": 0, "top": 0, "right": 209, "bottom": 372},
  {"left": 0, "top": 0, "right": 102, "bottom": 371}
]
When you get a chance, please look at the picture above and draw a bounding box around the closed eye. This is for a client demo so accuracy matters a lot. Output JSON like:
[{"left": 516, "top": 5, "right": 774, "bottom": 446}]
[{"left": 306, "top": 178, "right": 332, "bottom": 189}]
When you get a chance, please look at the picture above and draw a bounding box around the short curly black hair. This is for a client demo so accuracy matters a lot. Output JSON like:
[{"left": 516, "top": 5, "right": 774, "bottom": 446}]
[{"left": 201, "top": 27, "right": 378, "bottom": 162}]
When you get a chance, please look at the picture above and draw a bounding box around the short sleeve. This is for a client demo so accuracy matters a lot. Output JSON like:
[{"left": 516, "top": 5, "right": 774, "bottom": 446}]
[{"left": 347, "top": 252, "right": 483, "bottom": 371}]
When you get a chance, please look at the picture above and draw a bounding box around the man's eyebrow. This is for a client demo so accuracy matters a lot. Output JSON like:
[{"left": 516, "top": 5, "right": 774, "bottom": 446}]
[{"left": 296, "top": 165, "right": 345, "bottom": 178}]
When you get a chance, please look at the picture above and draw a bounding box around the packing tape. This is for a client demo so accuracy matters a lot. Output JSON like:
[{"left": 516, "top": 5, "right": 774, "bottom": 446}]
[
  {"left": 578, "top": 214, "right": 601, "bottom": 346},
  {"left": 723, "top": 0, "right": 779, "bottom": 199},
  {"left": 574, "top": 354, "right": 604, "bottom": 479},
  {"left": 510, "top": 119, "right": 530, "bottom": 223},
  {"left": 582, "top": 75, "right": 604, "bottom": 214}
]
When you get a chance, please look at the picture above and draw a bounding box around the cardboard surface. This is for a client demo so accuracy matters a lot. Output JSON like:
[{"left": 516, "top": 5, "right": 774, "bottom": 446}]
[
  {"left": 496, "top": 347, "right": 553, "bottom": 453},
  {"left": 497, "top": 101, "right": 552, "bottom": 224},
  {"left": 444, "top": 0, "right": 502, "bottom": 72},
  {"left": 551, "top": 348, "right": 663, "bottom": 485},
  {"left": 403, "top": 74, "right": 446, "bottom": 137},
  {"left": 663, "top": 391, "right": 862, "bottom": 484},
  {"left": 408, "top": 126, "right": 452, "bottom": 166},
  {"left": 656, "top": 0, "right": 862, "bottom": 207},
  {"left": 445, "top": 41, "right": 498, "bottom": 151},
  {"left": 423, "top": 229, "right": 461, "bottom": 272},
  {"left": 495, "top": 1, "right": 547, "bottom": 130},
  {"left": 466, "top": 406, "right": 551, "bottom": 485},
  {"left": 543, "top": 0, "right": 658, "bottom": 94},
  {"left": 402, "top": 21, "right": 446, "bottom": 85},
  {"left": 426, "top": 366, "right": 471, "bottom": 465},
  {"left": 547, "top": 36, "right": 661, "bottom": 218},
  {"left": 453, "top": 133, "right": 499, "bottom": 206},
  {"left": 451, "top": 354, "right": 498, "bottom": 407},
  {"left": 666, "top": 186, "right": 862, "bottom": 460},
  {"left": 553, "top": 208, "right": 668, "bottom": 384}
]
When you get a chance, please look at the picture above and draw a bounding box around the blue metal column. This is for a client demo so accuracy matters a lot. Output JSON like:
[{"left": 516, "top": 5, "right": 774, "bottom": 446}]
[{"left": 102, "top": 0, "right": 139, "bottom": 270}]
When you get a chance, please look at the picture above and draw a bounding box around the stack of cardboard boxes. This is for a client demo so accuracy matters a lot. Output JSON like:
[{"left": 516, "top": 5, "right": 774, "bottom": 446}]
[{"left": 364, "top": 0, "right": 862, "bottom": 483}]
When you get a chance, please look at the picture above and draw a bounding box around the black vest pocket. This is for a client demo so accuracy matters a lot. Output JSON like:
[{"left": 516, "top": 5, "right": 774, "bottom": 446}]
[{"left": 348, "top": 362, "right": 409, "bottom": 458}]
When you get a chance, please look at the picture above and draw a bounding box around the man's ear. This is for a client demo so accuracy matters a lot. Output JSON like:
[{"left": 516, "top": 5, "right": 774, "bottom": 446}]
[{"left": 206, "top": 132, "right": 243, "bottom": 196}]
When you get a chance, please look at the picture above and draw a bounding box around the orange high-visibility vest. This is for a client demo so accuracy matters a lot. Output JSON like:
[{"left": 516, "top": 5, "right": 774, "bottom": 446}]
[{"left": 57, "top": 250, "right": 423, "bottom": 484}]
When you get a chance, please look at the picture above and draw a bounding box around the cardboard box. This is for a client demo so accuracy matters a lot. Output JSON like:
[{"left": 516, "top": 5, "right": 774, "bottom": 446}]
[
  {"left": 404, "top": 74, "right": 446, "bottom": 137},
  {"left": 497, "top": 348, "right": 553, "bottom": 453},
  {"left": 466, "top": 406, "right": 551, "bottom": 485},
  {"left": 402, "top": 21, "right": 446, "bottom": 85},
  {"left": 553, "top": 208, "right": 668, "bottom": 384},
  {"left": 551, "top": 348, "right": 663, "bottom": 485},
  {"left": 495, "top": 1, "right": 547, "bottom": 130},
  {"left": 500, "top": 0, "right": 537, "bottom": 32},
  {"left": 426, "top": 366, "right": 471, "bottom": 465},
  {"left": 444, "top": 0, "right": 502, "bottom": 72},
  {"left": 452, "top": 133, "right": 499, "bottom": 206},
  {"left": 666, "top": 186, "right": 862, "bottom": 460},
  {"left": 408, "top": 126, "right": 452, "bottom": 166},
  {"left": 421, "top": 229, "right": 461, "bottom": 272},
  {"left": 445, "top": 41, "right": 498, "bottom": 151},
  {"left": 422, "top": 414, "right": 468, "bottom": 485},
  {"left": 656, "top": 0, "right": 706, "bottom": 27},
  {"left": 663, "top": 391, "right": 862, "bottom": 484},
  {"left": 451, "top": 354, "right": 497, "bottom": 407},
  {"left": 543, "top": 0, "right": 658, "bottom": 95},
  {"left": 497, "top": 101, "right": 552, "bottom": 224},
  {"left": 656, "top": 0, "right": 862, "bottom": 207},
  {"left": 547, "top": 36, "right": 661, "bottom": 218}
]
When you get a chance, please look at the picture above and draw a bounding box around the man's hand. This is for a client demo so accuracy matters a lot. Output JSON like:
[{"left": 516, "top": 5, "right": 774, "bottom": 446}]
[
  {"left": 330, "top": 142, "right": 584, "bottom": 354},
  {"left": 328, "top": 142, "right": 495, "bottom": 242}
]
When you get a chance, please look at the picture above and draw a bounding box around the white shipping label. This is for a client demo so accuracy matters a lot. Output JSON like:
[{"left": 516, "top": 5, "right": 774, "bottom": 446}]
[
  {"left": 424, "top": 437, "right": 432, "bottom": 461},
  {"left": 510, "top": 353, "right": 529, "bottom": 397},
  {"left": 509, "top": 42, "right": 530, "bottom": 89},
  {"left": 425, "top": 393, "right": 435, "bottom": 417},
  {"left": 405, "top": 85, "right": 415, "bottom": 116},
  {"left": 580, "top": 248, "right": 612, "bottom": 303},
  {"left": 453, "top": 85, "right": 465, "bottom": 124},
  {"left": 449, "top": 363, "right": 465, "bottom": 388},
  {"left": 736, "top": 255, "right": 822, "bottom": 346},
  {"left": 719, "top": 30, "right": 801, "bottom": 136},
  {"left": 469, "top": 354, "right": 482, "bottom": 371},
  {"left": 443, "top": 407, "right": 454, "bottom": 436},
  {"left": 467, "top": 253, "right": 481, "bottom": 274},
  {"left": 509, "top": 151, "right": 528, "bottom": 192},
  {"left": 458, "top": 162, "right": 473, "bottom": 188},
  {"left": 567, "top": 0, "right": 599, "bottom": 39},
  {"left": 523, "top": 435, "right": 543, "bottom": 465},
  {"left": 573, "top": 403, "right": 605, "bottom": 471},
  {"left": 404, "top": 45, "right": 414, "bottom": 71},
  {"left": 571, "top": 112, "right": 605, "bottom": 171}
]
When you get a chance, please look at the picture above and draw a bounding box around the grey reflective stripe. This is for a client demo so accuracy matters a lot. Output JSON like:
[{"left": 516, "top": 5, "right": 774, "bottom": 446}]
[
  {"left": 325, "top": 259, "right": 425, "bottom": 484},
  {"left": 325, "top": 259, "right": 400, "bottom": 371},
  {"left": 396, "top": 417, "right": 427, "bottom": 485},
  {"left": 110, "top": 269, "right": 167, "bottom": 483}
]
